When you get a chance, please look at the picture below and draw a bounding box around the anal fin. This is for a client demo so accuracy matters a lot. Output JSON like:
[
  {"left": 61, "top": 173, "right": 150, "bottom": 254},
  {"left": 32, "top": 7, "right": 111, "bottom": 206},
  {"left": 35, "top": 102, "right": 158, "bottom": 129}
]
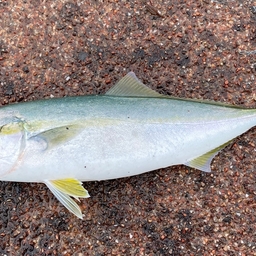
[
  {"left": 45, "top": 178, "right": 90, "bottom": 219},
  {"left": 185, "top": 141, "right": 232, "bottom": 172}
]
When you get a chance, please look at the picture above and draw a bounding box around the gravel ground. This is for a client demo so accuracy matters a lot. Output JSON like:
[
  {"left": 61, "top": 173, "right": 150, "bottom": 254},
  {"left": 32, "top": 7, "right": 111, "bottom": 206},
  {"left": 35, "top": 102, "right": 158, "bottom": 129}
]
[{"left": 0, "top": 0, "right": 256, "bottom": 255}]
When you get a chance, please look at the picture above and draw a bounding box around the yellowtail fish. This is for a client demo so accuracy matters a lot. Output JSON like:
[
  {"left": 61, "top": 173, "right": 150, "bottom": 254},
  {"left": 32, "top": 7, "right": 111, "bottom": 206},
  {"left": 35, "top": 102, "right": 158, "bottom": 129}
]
[{"left": 0, "top": 72, "right": 255, "bottom": 218}]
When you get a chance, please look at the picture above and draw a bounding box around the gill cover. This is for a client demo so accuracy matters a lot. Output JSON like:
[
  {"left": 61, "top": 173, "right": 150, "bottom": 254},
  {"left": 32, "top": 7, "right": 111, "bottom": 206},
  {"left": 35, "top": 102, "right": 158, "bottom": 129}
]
[{"left": 0, "top": 113, "right": 25, "bottom": 177}]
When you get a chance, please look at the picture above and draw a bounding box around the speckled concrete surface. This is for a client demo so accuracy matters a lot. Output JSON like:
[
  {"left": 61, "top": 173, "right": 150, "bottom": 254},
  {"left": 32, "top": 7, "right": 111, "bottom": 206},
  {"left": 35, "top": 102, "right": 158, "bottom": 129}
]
[{"left": 0, "top": 0, "right": 256, "bottom": 255}]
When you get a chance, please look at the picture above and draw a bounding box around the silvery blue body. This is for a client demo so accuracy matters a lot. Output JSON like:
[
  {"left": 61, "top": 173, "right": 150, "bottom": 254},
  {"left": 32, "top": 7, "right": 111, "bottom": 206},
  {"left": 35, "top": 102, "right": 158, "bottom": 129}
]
[{"left": 1, "top": 94, "right": 256, "bottom": 182}]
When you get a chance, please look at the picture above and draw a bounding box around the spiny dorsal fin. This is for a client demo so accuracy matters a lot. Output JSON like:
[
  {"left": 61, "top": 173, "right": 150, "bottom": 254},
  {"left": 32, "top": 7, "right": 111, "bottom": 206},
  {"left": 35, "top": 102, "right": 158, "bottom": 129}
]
[
  {"left": 106, "top": 72, "right": 163, "bottom": 97},
  {"left": 185, "top": 141, "right": 232, "bottom": 172},
  {"left": 45, "top": 178, "right": 90, "bottom": 219}
]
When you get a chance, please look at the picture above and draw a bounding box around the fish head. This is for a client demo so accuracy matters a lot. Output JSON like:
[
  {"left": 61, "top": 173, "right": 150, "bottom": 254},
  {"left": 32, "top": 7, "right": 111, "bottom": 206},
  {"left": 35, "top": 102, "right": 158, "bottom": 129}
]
[{"left": 0, "top": 114, "right": 24, "bottom": 178}]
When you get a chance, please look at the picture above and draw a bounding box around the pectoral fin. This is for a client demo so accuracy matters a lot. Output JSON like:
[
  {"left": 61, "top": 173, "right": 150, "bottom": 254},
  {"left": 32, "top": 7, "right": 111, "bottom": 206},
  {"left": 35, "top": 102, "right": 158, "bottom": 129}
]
[
  {"left": 45, "top": 178, "right": 90, "bottom": 219},
  {"left": 30, "top": 124, "right": 84, "bottom": 150},
  {"left": 185, "top": 141, "right": 232, "bottom": 172}
]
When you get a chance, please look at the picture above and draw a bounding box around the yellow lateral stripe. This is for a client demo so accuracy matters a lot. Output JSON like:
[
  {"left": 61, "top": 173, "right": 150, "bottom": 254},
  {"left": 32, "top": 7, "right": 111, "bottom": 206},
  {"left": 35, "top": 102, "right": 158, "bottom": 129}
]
[{"left": 51, "top": 178, "right": 89, "bottom": 198}]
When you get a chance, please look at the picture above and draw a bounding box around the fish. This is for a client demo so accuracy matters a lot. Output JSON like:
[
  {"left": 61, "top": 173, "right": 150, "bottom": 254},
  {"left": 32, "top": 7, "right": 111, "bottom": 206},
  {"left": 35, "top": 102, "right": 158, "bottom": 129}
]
[{"left": 0, "top": 72, "right": 255, "bottom": 219}]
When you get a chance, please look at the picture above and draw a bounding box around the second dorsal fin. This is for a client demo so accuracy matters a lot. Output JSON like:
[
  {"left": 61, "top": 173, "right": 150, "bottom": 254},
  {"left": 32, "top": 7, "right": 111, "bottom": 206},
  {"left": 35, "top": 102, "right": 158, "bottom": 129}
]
[{"left": 105, "top": 72, "right": 163, "bottom": 98}]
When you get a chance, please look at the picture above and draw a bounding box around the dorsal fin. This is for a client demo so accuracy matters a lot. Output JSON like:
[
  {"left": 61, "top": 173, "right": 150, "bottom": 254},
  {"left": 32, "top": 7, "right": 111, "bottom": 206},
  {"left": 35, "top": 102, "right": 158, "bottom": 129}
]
[
  {"left": 105, "top": 72, "right": 163, "bottom": 97},
  {"left": 106, "top": 72, "right": 252, "bottom": 110}
]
